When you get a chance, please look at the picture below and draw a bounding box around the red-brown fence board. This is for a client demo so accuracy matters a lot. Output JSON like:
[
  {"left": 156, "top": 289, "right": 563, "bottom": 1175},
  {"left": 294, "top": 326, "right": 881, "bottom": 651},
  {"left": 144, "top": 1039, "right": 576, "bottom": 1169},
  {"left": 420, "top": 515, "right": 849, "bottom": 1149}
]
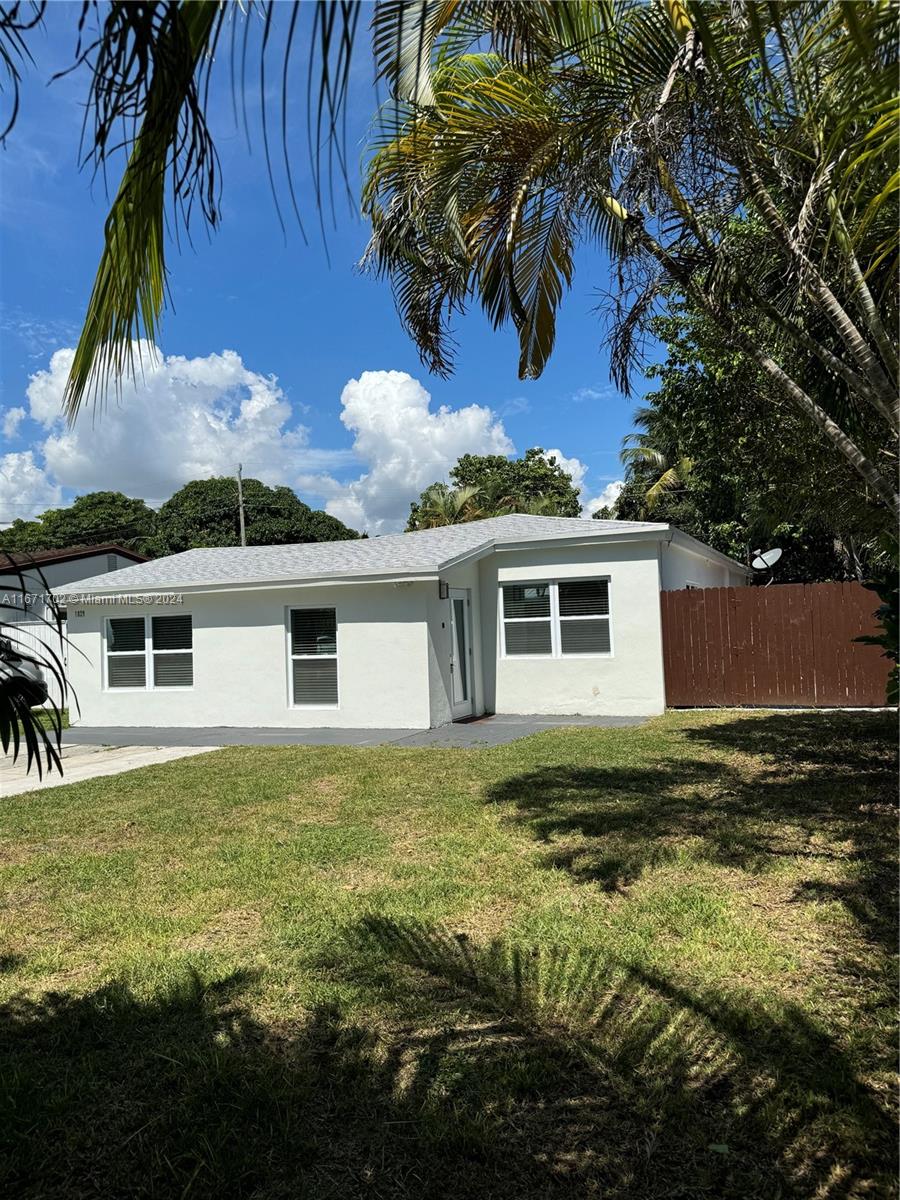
[{"left": 661, "top": 582, "right": 891, "bottom": 708}]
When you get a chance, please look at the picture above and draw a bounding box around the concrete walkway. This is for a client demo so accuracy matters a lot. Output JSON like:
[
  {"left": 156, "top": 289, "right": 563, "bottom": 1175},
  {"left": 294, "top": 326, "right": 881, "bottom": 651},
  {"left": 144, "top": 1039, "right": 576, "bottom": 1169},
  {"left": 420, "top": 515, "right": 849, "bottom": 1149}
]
[
  {"left": 1, "top": 742, "right": 220, "bottom": 797},
  {"left": 60, "top": 713, "right": 648, "bottom": 750}
]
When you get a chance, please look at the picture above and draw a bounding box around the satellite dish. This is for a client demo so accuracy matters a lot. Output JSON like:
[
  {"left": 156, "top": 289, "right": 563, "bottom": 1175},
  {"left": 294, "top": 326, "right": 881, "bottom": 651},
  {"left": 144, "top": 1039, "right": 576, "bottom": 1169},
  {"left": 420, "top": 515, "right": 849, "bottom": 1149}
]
[{"left": 751, "top": 547, "right": 783, "bottom": 571}]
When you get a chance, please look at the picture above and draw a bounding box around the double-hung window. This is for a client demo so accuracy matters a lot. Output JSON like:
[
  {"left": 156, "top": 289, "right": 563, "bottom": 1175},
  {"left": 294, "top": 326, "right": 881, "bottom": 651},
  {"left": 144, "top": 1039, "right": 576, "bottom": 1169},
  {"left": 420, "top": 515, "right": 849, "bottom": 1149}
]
[
  {"left": 105, "top": 614, "right": 193, "bottom": 689},
  {"left": 289, "top": 608, "right": 338, "bottom": 705},
  {"left": 501, "top": 579, "right": 611, "bottom": 657}
]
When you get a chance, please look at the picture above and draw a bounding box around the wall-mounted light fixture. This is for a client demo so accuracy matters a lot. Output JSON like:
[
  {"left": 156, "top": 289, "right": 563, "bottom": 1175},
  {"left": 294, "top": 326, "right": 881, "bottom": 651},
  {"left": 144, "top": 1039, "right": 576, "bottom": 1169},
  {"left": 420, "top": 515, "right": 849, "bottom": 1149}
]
[{"left": 438, "top": 579, "right": 449, "bottom": 600}]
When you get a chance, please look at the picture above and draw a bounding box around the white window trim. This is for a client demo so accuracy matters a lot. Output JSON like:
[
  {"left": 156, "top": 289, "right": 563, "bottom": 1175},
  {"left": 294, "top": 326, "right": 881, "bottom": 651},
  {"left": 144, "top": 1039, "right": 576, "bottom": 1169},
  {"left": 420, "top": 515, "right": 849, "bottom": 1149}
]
[
  {"left": 104, "top": 614, "right": 194, "bottom": 692},
  {"left": 499, "top": 578, "right": 613, "bottom": 660},
  {"left": 286, "top": 606, "right": 340, "bottom": 709}
]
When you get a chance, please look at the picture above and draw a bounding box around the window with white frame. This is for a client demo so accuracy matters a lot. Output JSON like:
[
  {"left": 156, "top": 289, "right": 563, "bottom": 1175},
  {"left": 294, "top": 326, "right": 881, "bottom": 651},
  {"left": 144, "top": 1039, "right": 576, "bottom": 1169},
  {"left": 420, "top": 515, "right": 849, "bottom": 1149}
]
[
  {"left": 501, "top": 579, "right": 611, "bottom": 657},
  {"left": 289, "top": 607, "right": 338, "bottom": 705},
  {"left": 106, "top": 614, "right": 193, "bottom": 689}
]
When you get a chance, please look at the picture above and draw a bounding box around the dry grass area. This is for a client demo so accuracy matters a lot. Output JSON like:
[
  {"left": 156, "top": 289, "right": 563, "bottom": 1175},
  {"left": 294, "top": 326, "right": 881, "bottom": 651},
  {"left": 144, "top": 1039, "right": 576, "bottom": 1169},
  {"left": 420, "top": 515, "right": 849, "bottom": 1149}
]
[{"left": 0, "top": 710, "right": 896, "bottom": 1199}]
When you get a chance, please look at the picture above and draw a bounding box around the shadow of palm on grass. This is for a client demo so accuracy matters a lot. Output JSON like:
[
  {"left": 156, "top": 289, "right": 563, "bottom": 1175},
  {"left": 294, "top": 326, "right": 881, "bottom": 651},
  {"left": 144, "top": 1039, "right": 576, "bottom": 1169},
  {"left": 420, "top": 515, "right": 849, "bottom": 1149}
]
[
  {"left": 484, "top": 712, "right": 897, "bottom": 947},
  {"left": 3, "top": 917, "right": 892, "bottom": 1200},
  {"left": 347, "top": 916, "right": 894, "bottom": 1198}
]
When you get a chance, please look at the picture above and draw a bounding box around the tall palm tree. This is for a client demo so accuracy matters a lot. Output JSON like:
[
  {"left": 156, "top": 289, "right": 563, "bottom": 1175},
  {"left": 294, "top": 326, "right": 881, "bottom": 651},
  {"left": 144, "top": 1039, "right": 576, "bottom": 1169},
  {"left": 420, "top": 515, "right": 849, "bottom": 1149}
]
[{"left": 361, "top": 1, "right": 898, "bottom": 519}]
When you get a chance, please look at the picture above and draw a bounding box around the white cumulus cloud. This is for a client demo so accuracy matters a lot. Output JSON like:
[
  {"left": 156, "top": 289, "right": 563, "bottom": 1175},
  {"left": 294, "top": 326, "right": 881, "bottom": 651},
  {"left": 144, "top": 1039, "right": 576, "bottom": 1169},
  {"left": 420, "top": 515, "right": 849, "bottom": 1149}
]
[
  {"left": 0, "top": 450, "right": 63, "bottom": 522},
  {"left": 585, "top": 480, "right": 624, "bottom": 516},
  {"left": 1, "top": 406, "right": 26, "bottom": 439},
  {"left": 22, "top": 345, "right": 353, "bottom": 507},
  {"left": 542, "top": 448, "right": 588, "bottom": 496},
  {"left": 318, "top": 370, "right": 514, "bottom": 534},
  {"left": 5, "top": 348, "right": 616, "bottom": 537}
]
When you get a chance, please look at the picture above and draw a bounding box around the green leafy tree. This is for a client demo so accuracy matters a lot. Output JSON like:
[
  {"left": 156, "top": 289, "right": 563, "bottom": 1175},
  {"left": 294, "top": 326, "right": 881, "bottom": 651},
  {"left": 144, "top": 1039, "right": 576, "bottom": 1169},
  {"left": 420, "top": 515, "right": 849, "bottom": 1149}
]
[
  {"left": 856, "top": 573, "right": 899, "bottom": 706},
  {"left": 362, "top": 2, "right": 898, "bottom": 522},
  {"left": 452, "top": 450, "right": 581, "bottom": 517},
  {"left": 600, "top": 303, "right": 889, "bottom": 583},
  {"left": 151, "top": 477, "right": 358, "bottom": 555},
  {"left": 407, "top": 449, "right": 581, "bottom": 530},
  {"left": 0, "top": 492, "right": 157, "bottom": 555}
]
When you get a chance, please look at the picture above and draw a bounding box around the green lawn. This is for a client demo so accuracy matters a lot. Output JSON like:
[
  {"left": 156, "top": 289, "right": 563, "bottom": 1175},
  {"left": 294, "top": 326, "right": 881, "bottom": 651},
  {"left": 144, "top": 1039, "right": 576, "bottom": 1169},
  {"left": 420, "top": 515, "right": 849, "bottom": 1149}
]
[{"left": 0, "top": 711, "right": 896, "bottom": 1199}]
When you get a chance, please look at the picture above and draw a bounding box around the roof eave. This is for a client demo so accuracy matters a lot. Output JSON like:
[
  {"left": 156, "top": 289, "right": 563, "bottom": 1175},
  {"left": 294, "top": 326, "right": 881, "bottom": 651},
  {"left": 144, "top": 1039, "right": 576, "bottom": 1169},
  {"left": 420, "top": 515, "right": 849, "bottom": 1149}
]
[
  {"left": 55, "top": 567, "right": 441, "bottom": 598},
  {"left": 667, "top": 528, "right": 751, "bottom": 575}
]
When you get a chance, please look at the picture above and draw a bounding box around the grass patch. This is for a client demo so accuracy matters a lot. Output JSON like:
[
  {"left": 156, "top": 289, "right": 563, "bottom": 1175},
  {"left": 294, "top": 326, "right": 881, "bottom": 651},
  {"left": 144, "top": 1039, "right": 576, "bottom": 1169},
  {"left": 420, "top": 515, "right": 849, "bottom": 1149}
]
[{"left": 0, "top": 710, "right": 895, "bottom": 1198}]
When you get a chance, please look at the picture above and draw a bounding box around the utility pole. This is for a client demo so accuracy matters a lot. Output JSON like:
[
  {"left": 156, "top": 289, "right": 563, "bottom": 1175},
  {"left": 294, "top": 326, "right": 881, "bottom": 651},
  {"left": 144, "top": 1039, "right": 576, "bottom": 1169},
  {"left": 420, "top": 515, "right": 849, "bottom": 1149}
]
[{"left": 236, "top": 464, "right": 247, "bottom": 547}]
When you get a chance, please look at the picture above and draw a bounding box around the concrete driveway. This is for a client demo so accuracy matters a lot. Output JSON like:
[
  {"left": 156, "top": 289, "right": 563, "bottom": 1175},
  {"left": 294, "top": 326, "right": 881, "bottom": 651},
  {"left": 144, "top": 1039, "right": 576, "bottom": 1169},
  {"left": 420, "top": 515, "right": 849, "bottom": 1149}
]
[
  {"left": 58, "top": 713, "right": 647, "bottom": 749},
  {"left": 1, "top": 742, "right": 220, "bottom": 797}
]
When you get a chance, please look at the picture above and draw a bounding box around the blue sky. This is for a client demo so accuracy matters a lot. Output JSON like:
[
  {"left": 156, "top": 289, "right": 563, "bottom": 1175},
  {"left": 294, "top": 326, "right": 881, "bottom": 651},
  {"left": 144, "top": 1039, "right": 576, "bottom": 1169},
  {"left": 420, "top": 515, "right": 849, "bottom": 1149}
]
[{"left": 0, "top": 6, "right": 657, "bottom": 534}]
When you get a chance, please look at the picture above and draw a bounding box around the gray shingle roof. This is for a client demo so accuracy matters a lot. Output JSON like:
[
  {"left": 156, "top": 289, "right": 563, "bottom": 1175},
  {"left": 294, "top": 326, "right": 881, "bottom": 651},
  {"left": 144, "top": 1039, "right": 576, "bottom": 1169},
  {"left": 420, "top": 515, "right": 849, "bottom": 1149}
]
[{"left": 56, "top": 514, "right": 670, "bottom": 595}]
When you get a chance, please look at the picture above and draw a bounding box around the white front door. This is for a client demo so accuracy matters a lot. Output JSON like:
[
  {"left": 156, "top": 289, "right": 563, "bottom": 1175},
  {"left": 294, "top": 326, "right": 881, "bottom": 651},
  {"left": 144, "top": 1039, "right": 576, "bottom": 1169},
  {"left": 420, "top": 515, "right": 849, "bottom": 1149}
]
[{"left": 449, "top": 588, "right": 474, "bottom": 719}]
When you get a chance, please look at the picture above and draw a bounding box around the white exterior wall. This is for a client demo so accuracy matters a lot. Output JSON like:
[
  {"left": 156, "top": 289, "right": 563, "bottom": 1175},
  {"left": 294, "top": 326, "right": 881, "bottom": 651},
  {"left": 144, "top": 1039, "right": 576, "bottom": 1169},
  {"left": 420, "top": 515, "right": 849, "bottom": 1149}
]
[
  {"left": 660, "top": 540, "right": 748, "bottom": 590},
  {"left": 66, "top": 581, "right": 432, "bottom": 729},
  {"left": 478, "top": 540, "right": 666, "bottom": 717}
]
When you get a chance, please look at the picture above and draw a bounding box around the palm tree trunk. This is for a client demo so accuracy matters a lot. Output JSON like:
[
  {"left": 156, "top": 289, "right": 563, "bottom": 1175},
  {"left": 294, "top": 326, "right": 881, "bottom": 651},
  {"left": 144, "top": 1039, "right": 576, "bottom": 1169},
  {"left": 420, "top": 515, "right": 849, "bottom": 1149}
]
[
  {"left": 829, "top": 200, "right": 900, "bottom": 380},
  {"left": 632, "top": 224, "right": 900, "bottom": 521},
  {"left": 729, "top": 342, "right": 899, "bottom": 522},
  {"left": 741, "top": 165, "right": 899, "bottom": 428}
]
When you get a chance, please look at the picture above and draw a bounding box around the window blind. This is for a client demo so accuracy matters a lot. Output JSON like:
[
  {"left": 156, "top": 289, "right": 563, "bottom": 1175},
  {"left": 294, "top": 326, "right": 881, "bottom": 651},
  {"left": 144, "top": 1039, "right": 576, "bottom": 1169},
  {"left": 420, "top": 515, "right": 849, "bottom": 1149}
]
[
  {"left": 502, "top": 584, "right": 550, "bottom": 619},
  {"left": 501, "top": 579, "right": 612, "bottom": 658},
  {"left": 290, "top": 608, "right": 338, "bottom": 705},
  {"left": 558, "top": 580, "right": 609, "bottom": 617},
  {"left": 108, "top": 617, "right": 144, "bottom": 653},
  {"left": 559, "top": 618, "right": 611, "bottom": 655},
  {"left": 290, "top": 608, "right": 337, "bottom": 656},
  {"left": 106, "top": 615, "right": 193, "bottom": 689},
  {"left": 107, "top": 617, "right": 146, "bottom": 688},
  {"left": 504, "top": 621, "right": 553, "bottom": 656},
  {"left": 153, "top": 652, "right": 193, "bottom": 687},
  {"left": 152, "top": 614, "right": 192, "bottom": 650},
  {"left": 292, "top": 659, "right": 338, "bottom": 705},
  {"left": 558, "top": 579, "right": 611, "bottom": 655},
  {"left": 108, "top": 654, "right": 147, "bottom": 689}
]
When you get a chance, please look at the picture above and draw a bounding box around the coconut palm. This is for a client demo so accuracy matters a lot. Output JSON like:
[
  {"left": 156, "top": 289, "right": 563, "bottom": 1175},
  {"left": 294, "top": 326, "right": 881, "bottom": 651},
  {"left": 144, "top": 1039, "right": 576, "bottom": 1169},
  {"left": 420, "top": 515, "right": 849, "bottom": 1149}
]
[
  {"left": 620, "top": 446, "right": 693, "bottom": 517},
  {"left": 407, "top": 483, "right": 482, "bottom": 529},
  {"left": 361, "top": 1, "right": 899, "bottom": 520}
]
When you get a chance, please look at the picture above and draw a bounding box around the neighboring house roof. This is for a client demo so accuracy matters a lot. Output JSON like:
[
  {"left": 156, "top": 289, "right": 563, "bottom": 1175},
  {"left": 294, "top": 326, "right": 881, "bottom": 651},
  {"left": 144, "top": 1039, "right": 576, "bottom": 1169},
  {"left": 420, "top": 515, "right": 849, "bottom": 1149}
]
[
  {"left": 55, "top": 515, "right": 748, "bottom": 597},
  {"left": 0, "top": 543, "right": 149, "bottom": 570}
]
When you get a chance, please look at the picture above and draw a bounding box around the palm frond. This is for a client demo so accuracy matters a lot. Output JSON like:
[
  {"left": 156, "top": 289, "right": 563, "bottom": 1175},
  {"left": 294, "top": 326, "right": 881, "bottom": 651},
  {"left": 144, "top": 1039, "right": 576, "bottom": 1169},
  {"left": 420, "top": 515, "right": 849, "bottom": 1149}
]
[
  {"left": 0, "top": 553, "right": 75, "bottom": 777},
  {"left": 0, "top": 0, "right": 44, "bottom": 140},
  {"left": 63, "top": 0, "right": 223, "bottom": 419}
]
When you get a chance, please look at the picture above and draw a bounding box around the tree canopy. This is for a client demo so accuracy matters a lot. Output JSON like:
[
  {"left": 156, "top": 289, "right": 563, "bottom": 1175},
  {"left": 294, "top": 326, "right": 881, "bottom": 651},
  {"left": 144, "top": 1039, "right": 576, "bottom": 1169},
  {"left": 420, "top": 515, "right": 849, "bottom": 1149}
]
[
  {"left": 4, "top": 3, "right": 894, "bottom": 521},
  {"left": 597, "top": 301, "right": 890, "bottom": 582},
  {"left": 407, "top": 449, "right": 582, "bottom": 530},
  {"left": 151, "top": 477, "right": 358, "bottom": 555},
  {"left": 0, "top": 482, "right": 358, "bottom": 557},
  {"left": 0, "top": 491, "right": 157, "bottom": 555},
  {"left": 362, "top": 1, "right": 898, "bottom": 521}
]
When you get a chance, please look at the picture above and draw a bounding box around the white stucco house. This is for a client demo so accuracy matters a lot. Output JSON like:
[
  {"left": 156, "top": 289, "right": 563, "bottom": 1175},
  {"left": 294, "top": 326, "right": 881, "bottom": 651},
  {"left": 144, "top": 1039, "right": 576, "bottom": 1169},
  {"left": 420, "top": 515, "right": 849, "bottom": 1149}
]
[{"left": 57, "top": 515, "right": 749, "bottom": 729}]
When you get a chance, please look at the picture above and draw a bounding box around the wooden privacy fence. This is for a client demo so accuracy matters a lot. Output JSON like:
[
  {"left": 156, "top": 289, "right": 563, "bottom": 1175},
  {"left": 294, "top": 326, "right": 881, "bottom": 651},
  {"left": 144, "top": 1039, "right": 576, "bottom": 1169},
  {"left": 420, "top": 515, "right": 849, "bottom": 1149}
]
[{"left": 661, "top": 582, "right": 890, "bottom": 708}]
